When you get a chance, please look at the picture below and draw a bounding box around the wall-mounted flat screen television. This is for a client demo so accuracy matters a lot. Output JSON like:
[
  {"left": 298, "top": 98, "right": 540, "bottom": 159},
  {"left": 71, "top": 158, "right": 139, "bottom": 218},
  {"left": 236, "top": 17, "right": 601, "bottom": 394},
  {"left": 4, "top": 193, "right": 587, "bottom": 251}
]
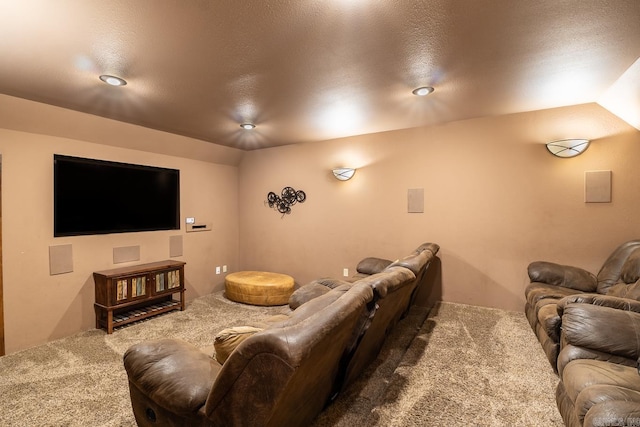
[{"left": 54, "top": 155, "right": 180, "bottom": 237}]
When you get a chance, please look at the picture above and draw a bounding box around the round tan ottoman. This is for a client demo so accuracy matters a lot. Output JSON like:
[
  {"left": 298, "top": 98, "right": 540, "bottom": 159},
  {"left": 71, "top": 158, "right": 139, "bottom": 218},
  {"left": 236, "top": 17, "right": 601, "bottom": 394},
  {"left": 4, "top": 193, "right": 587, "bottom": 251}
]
[{"left": 224, "top": 271, "right": 295, "bottom": 306}]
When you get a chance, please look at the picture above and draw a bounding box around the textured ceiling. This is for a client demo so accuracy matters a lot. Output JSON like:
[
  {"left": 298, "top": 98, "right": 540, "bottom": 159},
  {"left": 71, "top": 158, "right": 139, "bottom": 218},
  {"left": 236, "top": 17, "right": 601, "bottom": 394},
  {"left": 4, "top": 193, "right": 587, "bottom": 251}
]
[{"left": 0, "top": 0, "right": 639, "bottom": 150}]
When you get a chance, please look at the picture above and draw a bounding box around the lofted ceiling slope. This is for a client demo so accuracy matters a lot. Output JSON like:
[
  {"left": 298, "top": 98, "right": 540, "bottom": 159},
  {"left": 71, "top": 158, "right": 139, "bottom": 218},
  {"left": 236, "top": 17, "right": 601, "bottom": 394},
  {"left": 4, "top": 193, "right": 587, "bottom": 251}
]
[{"left": 0, "top": 0, "right": 639, "bottom": 150}]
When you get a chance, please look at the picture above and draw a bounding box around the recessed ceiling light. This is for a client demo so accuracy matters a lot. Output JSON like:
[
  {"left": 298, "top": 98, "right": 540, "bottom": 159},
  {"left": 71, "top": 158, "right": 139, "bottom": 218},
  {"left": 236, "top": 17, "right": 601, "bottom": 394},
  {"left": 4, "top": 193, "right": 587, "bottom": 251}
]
[
  {"left": 412, "top": 86, "right": 434, "bottom": 96},
  {"left": 240, "top": 123, "right": 256, "bottom": 130},
  {"left": 99, "top": 75, "right": 127, "bottom": 86}
]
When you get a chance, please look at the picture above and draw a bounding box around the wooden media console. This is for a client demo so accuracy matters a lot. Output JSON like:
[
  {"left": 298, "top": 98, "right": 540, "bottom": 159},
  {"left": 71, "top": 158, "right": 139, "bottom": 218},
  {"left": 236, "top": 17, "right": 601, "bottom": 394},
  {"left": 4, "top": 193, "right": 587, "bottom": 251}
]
[{"left": 93, "top": 260, "right": 186, "bottom": 333}]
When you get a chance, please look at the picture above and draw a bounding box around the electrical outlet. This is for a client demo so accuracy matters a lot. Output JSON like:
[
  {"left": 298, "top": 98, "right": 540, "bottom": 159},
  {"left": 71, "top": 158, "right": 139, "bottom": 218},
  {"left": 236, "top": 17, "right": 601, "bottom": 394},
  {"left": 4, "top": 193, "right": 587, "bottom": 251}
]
[
  {"left": 216, "top": 266, "right": 221, "bottom": 274},
  {"left": 343, "top": 268, "right": 349, "bottom": 277},
  {"left": 222, "top": 265, "right": 227, "bottom": 273}
]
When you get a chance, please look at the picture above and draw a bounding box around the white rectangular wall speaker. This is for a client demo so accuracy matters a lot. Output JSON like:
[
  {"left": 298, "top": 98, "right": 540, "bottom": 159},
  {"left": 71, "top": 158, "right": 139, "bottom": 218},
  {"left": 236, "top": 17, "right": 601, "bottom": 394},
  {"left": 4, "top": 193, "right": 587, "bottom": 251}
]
[
  {"left": 169, "top": 235, "right": 183, "bottom": 257},
  {"left": 113, "top": 245, "right": 140, "bottom": 264},
  {"left": 49, "top": 244, "right": 73, "bottom": 275},
  {"left": 585, "top": 170, "right": 612, "bottom": 203},
  {"left": 408, "top": 188, "right": 425, "bottom": 213}
]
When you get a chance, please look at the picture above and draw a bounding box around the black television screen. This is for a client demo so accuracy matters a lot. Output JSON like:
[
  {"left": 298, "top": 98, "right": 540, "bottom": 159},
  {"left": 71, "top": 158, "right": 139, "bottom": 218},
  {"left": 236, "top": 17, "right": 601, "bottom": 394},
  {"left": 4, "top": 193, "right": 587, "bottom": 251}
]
[{"left": 54, "top": 155, "right": 180, "bottom": 237}]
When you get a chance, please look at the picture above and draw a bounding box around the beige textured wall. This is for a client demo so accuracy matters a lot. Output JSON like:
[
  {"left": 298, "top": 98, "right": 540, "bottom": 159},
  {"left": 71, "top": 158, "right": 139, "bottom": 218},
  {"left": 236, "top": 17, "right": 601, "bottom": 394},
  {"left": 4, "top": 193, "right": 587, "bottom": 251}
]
[
  {"left": 238, "top": 103, "right": 640, "bottom": 311},
  {"left": 2, "top": 98, "right": 638, "bottom": 354},
  {"left": 0, "top": 126, "right": 239, "bottom": 354}
]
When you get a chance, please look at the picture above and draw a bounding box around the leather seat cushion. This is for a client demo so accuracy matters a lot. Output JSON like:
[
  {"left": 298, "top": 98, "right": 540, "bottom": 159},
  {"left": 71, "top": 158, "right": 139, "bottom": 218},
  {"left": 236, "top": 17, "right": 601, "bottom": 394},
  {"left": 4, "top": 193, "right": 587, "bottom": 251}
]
[
  {"left": 288, "top": 278, "right": 350, "bottom": 309},
  {"left": 562, "top": 359, "right": 640, "bottom": 422},
  {"left": 289, "top": 283, "right": 332, "bottom": 309},
  {"left": 607, "top": 282, "right": 640, "bottom": 300},
  {"left": 525, "top": 282, "right": 583, "bottom": 306}
]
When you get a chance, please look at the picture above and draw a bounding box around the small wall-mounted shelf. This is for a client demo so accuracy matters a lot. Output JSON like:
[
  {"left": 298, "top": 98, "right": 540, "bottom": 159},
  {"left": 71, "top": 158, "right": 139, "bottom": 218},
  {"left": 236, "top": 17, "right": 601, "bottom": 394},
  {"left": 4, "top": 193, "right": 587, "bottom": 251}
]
[{"left": 93, "top": 260, "right": 186, "bottom": 333}]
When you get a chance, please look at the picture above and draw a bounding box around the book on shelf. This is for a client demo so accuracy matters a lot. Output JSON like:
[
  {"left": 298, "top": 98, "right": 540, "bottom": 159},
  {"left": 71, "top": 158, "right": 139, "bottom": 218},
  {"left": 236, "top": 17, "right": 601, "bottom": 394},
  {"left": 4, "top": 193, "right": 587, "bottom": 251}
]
[
  {"left": 117, "top": 279, "right": 127, "bottom": 300},
  {"left": 168, "top": 270, "right": 180, "bottom": 288},
  {"left": 127, "top": 276, "right": 147, "bottom": 298},
  {"left": 156, "top": 273, "right": 165, "bottom": 292}
]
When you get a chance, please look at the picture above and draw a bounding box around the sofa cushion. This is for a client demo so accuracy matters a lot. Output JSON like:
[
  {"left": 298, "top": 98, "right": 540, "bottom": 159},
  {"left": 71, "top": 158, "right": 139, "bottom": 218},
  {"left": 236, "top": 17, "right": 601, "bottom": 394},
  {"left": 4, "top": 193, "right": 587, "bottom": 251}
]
[
  {"left": 525, "top": 282, "right": 583, "bottom": 307},
  {"left": 387, "top": 251, "right": 430, "bottom": 276},
  {"left": 288, "top": 278, "right": 350, "bottom": 309},
  {"left": 606, "top": 282, "right": 640, "bottom": 300},
  {"left": 251, "top": 313, "right": 292, "bottom": 329},
  {"left": 535, "top": 300, "right": 561, "bottom": 343},
  {"left": 214, "top": 326, "right": 264, "bottom": 364},
  {"left": 621, "top": 250, "right": 640, "bottom": 284},
  {"left": 562, "top": 359, "right": 640, "bottom": 423},
  {"left": 597, "top": 241, "right": 640, "bottom": 294},
  {"left": 315, "top": 277, "right": 351, "bottom": 289},
  {"left": 528, "top": 261, "right": 597, "bottom": 292},
  {"left": 288, "top": 283, "right": 330, "bottom": 309},
  {"left": 356, "top": 257, "right": 393, "bottom": 275}
]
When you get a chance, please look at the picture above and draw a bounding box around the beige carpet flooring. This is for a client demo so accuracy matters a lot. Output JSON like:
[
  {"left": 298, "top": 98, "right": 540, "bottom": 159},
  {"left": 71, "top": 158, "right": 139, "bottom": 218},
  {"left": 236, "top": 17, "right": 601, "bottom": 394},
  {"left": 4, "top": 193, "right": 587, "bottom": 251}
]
[{"left": 0, "top": 292, "right": 563, "bottom": 427}]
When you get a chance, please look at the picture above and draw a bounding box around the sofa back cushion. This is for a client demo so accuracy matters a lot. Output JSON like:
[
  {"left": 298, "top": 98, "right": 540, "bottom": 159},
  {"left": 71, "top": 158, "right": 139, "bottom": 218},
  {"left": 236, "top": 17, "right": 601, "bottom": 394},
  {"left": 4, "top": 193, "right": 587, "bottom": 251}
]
[
  {"left": 597, "top": 240, "right": 640, "bottom": 294},
  {"left": 528, "top": 261, "right": 598, "bottom": 292},
  {"left": 387, "top": 251, "right": 430, "bottom": 277},
  {"left": 620, "top": 250, "right": 640, "bottom": 284},
  {"left": 414, "top": 242, "right": 440, "bottom": 257}
]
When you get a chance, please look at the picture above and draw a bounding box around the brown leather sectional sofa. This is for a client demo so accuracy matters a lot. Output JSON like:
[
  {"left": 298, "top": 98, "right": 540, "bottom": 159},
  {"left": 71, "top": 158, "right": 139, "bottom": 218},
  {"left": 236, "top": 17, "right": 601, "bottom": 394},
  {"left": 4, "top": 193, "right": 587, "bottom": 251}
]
[
  {"left": 525, "top": 240, "right": 640, "bottom": 426},
  {"left": 123, "top": 243, "right": 439, "bottom": 427},
  {"left": 525, "top": 240, "right": 640, "bottom": 371}
]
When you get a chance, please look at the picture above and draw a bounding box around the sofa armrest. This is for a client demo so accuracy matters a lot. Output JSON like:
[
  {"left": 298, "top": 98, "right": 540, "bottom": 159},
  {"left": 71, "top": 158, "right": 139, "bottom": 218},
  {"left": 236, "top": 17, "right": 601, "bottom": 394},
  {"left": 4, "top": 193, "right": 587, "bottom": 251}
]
[
  {"left": 558, "top": 293, "right": 640, "bottom": 316},
  {"left": 557, "top": 343, "right": 637, "bottom": 377},
  {"left": 559, "top": 303, "right": 640, "bottom": 372},
  {"left": 527, "top": 261, "right": 597, "bottom": 292},
  {"left": 123, "top": 338, "right": 221, "bottom": 416}
]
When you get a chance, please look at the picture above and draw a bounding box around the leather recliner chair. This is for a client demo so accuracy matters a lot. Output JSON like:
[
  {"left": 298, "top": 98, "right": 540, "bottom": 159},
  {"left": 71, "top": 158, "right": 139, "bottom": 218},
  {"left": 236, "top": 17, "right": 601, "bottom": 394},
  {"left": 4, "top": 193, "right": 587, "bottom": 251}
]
[{"left": 524, "top": 239, "right": 640, "bottom": 371}]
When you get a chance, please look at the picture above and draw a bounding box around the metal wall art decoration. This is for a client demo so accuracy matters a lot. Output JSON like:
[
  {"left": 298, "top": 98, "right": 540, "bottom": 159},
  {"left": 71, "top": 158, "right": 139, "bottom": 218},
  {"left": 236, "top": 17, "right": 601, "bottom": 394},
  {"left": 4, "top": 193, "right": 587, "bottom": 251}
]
[{"left": 266, "top": 187, "right": 306, "bottom": 216}]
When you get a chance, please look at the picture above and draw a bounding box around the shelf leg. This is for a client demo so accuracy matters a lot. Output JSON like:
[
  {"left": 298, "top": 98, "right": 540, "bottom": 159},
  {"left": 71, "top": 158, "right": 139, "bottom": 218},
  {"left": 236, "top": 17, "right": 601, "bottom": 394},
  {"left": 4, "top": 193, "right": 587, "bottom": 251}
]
[{"left": 107, "top": 310, "right": 114, "bottom": 334}]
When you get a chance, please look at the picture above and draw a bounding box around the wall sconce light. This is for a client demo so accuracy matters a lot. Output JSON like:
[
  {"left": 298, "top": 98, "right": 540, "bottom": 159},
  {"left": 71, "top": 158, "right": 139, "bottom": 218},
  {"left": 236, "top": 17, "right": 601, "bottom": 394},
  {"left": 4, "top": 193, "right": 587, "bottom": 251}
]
[
  {"left": 332, "top": 167, "right": 356, "bottom": 181},
  {"left": 546, "top": 139, "right": 590, "bottom": 158}
]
